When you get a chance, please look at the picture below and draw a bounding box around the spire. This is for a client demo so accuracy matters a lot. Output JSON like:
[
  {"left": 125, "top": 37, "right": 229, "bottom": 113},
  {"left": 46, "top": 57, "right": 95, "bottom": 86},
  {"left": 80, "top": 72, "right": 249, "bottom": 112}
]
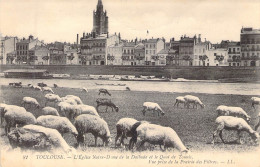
[
  {"left": 96, "top": 0, "right": 103, "bottom": 12},
  {"left": 98, "top": 0, "right": 103, "bottom": 6}
]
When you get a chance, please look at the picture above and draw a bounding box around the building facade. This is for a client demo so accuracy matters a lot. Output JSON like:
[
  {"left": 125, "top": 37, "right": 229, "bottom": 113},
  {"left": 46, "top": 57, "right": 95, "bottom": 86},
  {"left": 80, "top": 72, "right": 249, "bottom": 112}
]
[
  {"left": 16, "top": 35, "right": 44, "bottom": 64},
  {"left": 134, "top": 43, "right": 145, "bottom": 65},
  {"left": 240, "top": 27, "right": 260, "bottom": 66},
  {"left": 0, "top": 36, "right": 18, "bottom": 64},
  {"left": 28, "top": 45, "right": 50, "bottom": 65},
  {"left": 193, "top": 35, "right": 212, "bottom": 66},
  {"left": 107, "top": 42, "right": 123, "bottom": 65},
  {"left": 206, "top": 48, "right": 228, "bottom": 66},
  {"left": 122, "top": 42, "right": 136, "bottom": 65},
  {"left": 227, "top": 42, "right": 241, "bottom": 66},
  {"left": 66, "top": 49, "right": 79, "bottom": 65},
  {"left": 179, "top": 36, "right": 195, "bottom": 66},
  {"left": 92, "top": 0, "right": 108, "bottom": 36},
  {"left": 144, "top": 38, "right": 164, "bottom": 65}
]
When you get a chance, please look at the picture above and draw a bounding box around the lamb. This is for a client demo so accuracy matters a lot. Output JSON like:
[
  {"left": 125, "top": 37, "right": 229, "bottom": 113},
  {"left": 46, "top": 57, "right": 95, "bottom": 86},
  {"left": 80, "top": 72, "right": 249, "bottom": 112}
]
[
  {"left": 96, "top": 98, "right": 119, "bottom": 112},
  {"left": 211, "top": 116, "right": 259, "bottom": 145},
  {"left": 115, "top": 118, "right": 138, "bottom": 147},
  {"left": 21, "top": 97, "right": 40, "bottom": 109},
  {"left": 142, "top": 102, "right": 165, "bottom": 116},
  {"left": 251, "top": 97, "right": 260, "bottom": 109},
  {"left": 42, "top": 87, "right": 54, "bottom": 94},
  {"left": 45, "top": 93, "right": 62, "bottom": 106},
  {"left": 173, "top": 96, "right": 186, "bottom": 108},
  {"left": 70, "top": 104, "right": 100, "bottom": 121},
  {"left": 64, "top": 95, "right": 83, "bottom": 104},
  {"left": 82, "top": 87, "right": 88, "bottom": 93},
  {"left": 74, "top": 114, "right": 111, "bottom": 147},
  {"left": 216, "top": 105, "right": 251, "bottom": 122},
  {"left": 184, "top": 95, "right": 205, "bottom": 109},
  {"left": 4, "top": 109, "right": 36, "bottom": 134},
  {"left": 134, "top": 123, "right": 189, "bottom": 152},
  {"left": 42, "top": 107, "right": 60, "bottom": 116},
  {"left": 37, "top": 115, "right": 78, "bottom": 137},
  {"left": 98, "top": 88, "right": 111, "bottom": 96},
  {"left": 7, "top": 124, "right": 74, "bottom": 153}
]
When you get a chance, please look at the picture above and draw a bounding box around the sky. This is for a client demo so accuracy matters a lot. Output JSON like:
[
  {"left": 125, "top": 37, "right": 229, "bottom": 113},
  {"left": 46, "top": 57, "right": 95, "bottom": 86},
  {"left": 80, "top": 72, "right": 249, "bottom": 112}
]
[{"left": 0, "top": 0, "right": 260, "bottom": 44}]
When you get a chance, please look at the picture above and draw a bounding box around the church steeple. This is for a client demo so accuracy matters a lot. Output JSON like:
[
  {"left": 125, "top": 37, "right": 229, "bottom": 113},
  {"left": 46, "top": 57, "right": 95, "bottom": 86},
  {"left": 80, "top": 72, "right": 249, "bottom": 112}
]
[{"left": 92, "top": 0, "right": 108, "bottom": 36}]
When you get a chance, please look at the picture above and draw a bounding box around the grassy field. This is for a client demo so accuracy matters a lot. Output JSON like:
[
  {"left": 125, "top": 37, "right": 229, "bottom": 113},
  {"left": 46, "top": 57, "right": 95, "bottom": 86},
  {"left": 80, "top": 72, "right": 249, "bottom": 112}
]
[{"left": 0, "top": 85, "right": 259, "bottom": 153}]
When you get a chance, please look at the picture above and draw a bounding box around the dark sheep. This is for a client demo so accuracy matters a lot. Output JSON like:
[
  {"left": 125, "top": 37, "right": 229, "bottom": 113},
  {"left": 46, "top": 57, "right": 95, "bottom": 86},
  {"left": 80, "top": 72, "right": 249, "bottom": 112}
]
[
  {"left": 98, "top": 88, "right": 111, "bottom": 96},
  {"left": 96, "top": 98, "right": 119, "bottom": 112}
]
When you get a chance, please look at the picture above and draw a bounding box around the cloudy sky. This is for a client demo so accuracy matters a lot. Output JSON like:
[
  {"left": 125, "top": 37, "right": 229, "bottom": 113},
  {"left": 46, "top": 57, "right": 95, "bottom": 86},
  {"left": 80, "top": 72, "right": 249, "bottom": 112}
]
[{"left": 0, "top": 0, "right": 259, "bottom": 43}]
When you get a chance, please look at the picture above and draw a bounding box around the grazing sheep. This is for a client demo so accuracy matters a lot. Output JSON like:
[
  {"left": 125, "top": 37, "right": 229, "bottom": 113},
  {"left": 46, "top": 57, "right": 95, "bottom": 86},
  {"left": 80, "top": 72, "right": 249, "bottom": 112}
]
[
  {"left": 1, "top": 105, "right": 27, "bottom": 125},
  {"left": 21, "top": 97, "right": 40, "bottom": 109},
  {"left": 61, "top": 97, "right": 78, "bottom": 105},
  {"left": 9, "top": 82, "right": 22, "bottom": 88},
  {"left": 184, "top": 95, "right": 205, "bottom": 109},
  {"left": 74, "top": 114, "right": 111, "bottom": 147},
  {"left": 57, "top": 102, "right": 74, "bottom": 117},
  {"left": 96, "top": 98, "right": 119, "bottom": 112},
  {"left": 135, "top": 123, "right": 189, "bottom": 152},
  {"left": 70, "top": 104, "right": 100, "bottom": 121},
  {"left": 53, "top": 84, "right": 58, "bottom": 88},
  {"left": 4, "top": 109, "right": 36, "bottom": 134},
  {"left": 142, "top": 102, "right": 165, "bottom": 116},
  {"left": 98, "top": 88, "right": 111, "bottom": 96},
  {"left": 42, "top": 107, "right": 60, "bottom": 116},
  {"left": 254, "top": 112, "right": 260, "bottom": 131},
  {"left": 82, "top": 87, "right": 88, "bottom": 93},
  {"left": 126, "top": 87, "right": 131, "bottom": 91},
  {"left": 64, "top": 95, "right": 83, "bottom": 105},
  {"left": 45, "top": 94, "right": 62, "bottom": 106},
  {"left": 128, "top": 121, "right": 149, "bottom": 149},
  {"left": 216, "top": 105, "right": 251, "bottom": 122},
  {"left": 33, "top": 85, "right": 42, "bottom": 91},
  {"left": 115, "top": 118, "right": 138, "bottom": 147},
  {"left": 173, "top": 96, "right": 186, "bottom": 108},
  {"left": 251, "top": 97, "right": 260, "bottom": 109},
  {"left": 38, "top": 82, "right": 47, "bottom": 87},
  {"left": 42, "top": 87, "right": 54, "bottom": 94},
  {"left": 28, "top": 84, "right": 34, "bottom": 88},
  {"left": 37, "top": 115, "right": 78, "bottom": 137},
  {"left": 211, "top": 116, "right": 259, "bottom": 145},
  {"left": 7, "top": 125, "right": 74, "bottom": 152}
]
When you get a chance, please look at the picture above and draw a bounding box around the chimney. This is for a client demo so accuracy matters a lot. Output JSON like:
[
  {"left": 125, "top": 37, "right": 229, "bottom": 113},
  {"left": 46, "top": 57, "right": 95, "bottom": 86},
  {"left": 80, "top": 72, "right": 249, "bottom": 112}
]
[
  {"left": 205, "top": 38, "right": 206, "bottom": 42},
  {"left": 83, "top": 32, "right": 85, "bottom": 38},
  {"left": 198, "top": 34, "right": 201, "bottom": 43},
  {"left": 93, "top": 32, "right": 96, "bottom": 38},
  {"left": 77, "top": 34, "right": 79, "bottom": 45}
]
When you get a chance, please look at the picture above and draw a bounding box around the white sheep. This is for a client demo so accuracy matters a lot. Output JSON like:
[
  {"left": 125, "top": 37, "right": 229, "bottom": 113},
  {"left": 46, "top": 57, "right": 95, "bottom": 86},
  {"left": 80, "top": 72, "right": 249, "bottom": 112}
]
[
  {"left": 211, "top": 116, "right": 259, "bottom": 145},
  {"left": 82, "top": 87, "right": 88, "bottom": 93},
  {"left": 216, "top": 105, "right": 251, "bottom": 122},
  {"left": 173, "top": 96, "right": 186, "bottom": 108},
  {"left": 1, "top": 105, "right": 27, "bottom": 125},
  {"left": 251, "top": 97, "right": 260, "bottom": 109},
  {"left": 42, "top": 87, "right": 54, "bottom": 94},
  {"left": 33, "top": 85, "right": 42, "bottom": 91},
  {"left": 57, "top": 102, "right": 75, "bottom": 117},
  {"left": 142, "top": 102, "right": 165, "bottom": 116},
  {"left": 37, "top": 115, "right": 78, "bottom": 137},
  {"left": 184, "top": 95, "right": 205, "bottom": 109},
  {"left": 135, "top": 123, "right": 189, "bottom": 152},
  {"left": 45, "top": 93, "right": 62, "bottom": 106},
  {"left": 20, "top": 125, "right": 75, "bottom": 153},
  {"left": 74, "top": 114, "right": 111, "bottom": 147},
  {"left": 70, "top": 104, "right": 100, "bottom": 121},
  {"left": 61, "top": 97, "right": 78, "bottom": 105},
  {"left": 115, "top": 118, "right": 138, "bottom": 147},
  {"left": 64, "top": 95, "right": 83, "bottom": 105},
  {"left": 4, "top": 109, "right": 36, "bottom": 134},
  {"left": 21, "top": 97, "right": 40, "bottom": 109},
  {"left": 42, "top": 106, "right": 60, "bottom": 116}
]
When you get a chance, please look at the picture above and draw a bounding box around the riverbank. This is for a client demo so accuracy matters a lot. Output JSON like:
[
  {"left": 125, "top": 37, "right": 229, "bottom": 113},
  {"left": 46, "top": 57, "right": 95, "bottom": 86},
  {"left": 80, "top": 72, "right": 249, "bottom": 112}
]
[
  {"left": 0, "top": 86, "right": 259, "bottom": 153},
  {"left": 1, "top": 65, "right": 260, "bottom": 80}
]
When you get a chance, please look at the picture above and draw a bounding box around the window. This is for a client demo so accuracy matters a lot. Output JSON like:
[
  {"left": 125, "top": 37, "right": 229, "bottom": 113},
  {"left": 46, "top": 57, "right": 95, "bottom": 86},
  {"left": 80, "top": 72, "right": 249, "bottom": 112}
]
[
  {"left": 233, "top": 48, "right": 235, "bottom": 52},
  {"left": 146, "top": 50, "right": 148, "bottom": 54}
]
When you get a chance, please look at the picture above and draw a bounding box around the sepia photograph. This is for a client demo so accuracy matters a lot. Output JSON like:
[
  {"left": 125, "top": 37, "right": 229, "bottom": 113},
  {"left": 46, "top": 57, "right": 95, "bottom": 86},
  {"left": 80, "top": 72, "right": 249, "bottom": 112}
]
[{"left": 0, "top": 0, "right": 260, "bottom": 166}]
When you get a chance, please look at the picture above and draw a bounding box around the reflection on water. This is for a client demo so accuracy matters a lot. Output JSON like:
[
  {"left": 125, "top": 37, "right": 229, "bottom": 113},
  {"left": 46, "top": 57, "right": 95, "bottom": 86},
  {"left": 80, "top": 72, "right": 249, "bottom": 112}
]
[{"left": 0, "top": 78, "right": 260, "bottom": 95}]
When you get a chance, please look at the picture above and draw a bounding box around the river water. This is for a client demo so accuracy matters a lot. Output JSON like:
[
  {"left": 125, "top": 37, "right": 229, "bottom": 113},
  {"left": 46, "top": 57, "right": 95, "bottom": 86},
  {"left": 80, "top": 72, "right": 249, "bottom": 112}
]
[{"left": 0, "top": 78, "right": 259, "bottom": 96}]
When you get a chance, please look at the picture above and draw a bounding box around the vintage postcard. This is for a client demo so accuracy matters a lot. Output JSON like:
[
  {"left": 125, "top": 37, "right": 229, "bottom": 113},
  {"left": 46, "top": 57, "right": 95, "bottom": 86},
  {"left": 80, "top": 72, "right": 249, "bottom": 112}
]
[{"left": 0, "top": 0, "right": 260, "bottom": 167}]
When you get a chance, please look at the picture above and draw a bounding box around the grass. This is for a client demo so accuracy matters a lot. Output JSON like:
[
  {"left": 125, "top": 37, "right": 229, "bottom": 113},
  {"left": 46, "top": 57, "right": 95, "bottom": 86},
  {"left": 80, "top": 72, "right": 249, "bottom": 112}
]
[{"left": 0, "top": 85, "right": 259, "bottom": 153}]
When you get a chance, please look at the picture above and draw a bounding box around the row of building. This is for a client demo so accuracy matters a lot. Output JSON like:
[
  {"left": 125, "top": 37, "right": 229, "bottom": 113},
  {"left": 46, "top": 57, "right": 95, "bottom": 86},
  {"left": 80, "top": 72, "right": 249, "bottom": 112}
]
[{"left": 1, "top": 0, "right": 260, "bottom": 67}]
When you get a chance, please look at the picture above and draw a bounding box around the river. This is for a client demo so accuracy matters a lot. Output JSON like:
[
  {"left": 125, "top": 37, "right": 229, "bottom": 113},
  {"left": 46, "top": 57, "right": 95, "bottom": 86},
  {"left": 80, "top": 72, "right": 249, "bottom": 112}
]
[{"left": 0, "top": 78, "right": 259, "bottom": 96}]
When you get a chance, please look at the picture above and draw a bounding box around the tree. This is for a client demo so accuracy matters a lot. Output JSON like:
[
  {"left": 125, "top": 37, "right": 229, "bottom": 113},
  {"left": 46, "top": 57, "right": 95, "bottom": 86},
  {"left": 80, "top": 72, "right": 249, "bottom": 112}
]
[
  {"left": 6, "top": 55, "right": 15, "bottom": 64},
  {"left": 67, "top": 54, "right": 75, "bottom": 64},
  {"left": 42, "top": 56, "right": 50, "bottom": 64}
]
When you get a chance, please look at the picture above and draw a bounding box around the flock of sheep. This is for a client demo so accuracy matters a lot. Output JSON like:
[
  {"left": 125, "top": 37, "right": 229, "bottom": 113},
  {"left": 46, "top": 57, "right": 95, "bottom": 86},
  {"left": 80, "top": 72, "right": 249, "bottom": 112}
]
[{"left": 0, "top": 82, "right": 260, "bottom": 154}]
